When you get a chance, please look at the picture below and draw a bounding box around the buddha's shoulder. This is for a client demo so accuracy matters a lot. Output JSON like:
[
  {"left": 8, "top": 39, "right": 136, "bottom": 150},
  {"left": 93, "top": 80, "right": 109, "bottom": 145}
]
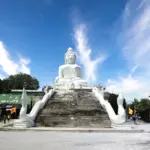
[
  {"left": 74, "top": 64, "right": 81, "bottom": 69},
  {"left": 59, "top": 64, "right": 81, "bottom": 69},
  {"left": 59, "top": 65, "right": 66, "bottom": 69}
]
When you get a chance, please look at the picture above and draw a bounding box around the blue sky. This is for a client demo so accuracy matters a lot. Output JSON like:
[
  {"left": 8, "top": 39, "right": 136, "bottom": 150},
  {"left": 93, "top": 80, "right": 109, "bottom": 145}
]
[{"left": 0, "top": 0, "right": 150, "bottom": 101}]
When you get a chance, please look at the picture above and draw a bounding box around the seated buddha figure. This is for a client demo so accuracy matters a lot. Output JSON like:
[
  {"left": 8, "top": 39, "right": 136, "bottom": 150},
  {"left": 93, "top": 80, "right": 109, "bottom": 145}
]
[{"left": 55, "top": 47, "right": 87, "bottom": 89}]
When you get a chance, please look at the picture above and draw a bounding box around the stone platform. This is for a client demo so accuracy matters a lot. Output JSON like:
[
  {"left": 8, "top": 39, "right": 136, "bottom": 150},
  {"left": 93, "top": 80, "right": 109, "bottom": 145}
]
[
  {"left": 0, "top": 126, "right": 144, "bottom": 133},
  {"left": 36, "top": 89, "right": 111, "bottom": 127}
]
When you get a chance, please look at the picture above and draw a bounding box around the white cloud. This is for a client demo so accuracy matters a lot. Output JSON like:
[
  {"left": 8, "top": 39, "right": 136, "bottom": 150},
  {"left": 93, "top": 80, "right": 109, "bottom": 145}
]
[
  {"left": 130, "top": 65, "right": 140, "bottom": 74},
  {"left": 19, "top": 57, "right": 30, "bottom": 74},
  {"left": 74, "top": 24, "right": 106, "bottom": 82},
  {"left": 107, "top": 0, "right": 150, "bottom": 101},
  {"left": 0, "top": 41, "right": 31, "bottom": 78},
  {"left": 107, "top": 75, "right": 150, "bottom": 101},
  {"left": 121, "top": 0, "right": 150, "bottom": 67}
]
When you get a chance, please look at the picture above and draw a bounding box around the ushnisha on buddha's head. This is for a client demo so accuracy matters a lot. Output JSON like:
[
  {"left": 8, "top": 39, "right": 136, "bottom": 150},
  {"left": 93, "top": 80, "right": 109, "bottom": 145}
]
[{"left": 65, "top": 47, "right": 76, "bottom": 64}]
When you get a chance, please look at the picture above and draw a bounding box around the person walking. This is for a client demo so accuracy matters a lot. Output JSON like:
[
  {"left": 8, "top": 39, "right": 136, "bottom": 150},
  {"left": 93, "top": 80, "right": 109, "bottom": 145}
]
[{"left": 132, "top": 110, "right": 137, "bottom": 124}]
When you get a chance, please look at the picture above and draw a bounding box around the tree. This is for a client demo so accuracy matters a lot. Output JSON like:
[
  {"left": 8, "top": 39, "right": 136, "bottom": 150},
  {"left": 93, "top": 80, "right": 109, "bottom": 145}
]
[
  {"left": 128, "top": 98, "right": 150, "bottom": 112},
  {"left": 0, "top": 79, "right": 3, "bottom": 93},
  {"left": 136, "top": 99, "right": 150, "bottom": 112},
  {"left": 2, "top": 73, "right": 39, "bottom": 92},
  {"left": 94, "top": 83, "right": 106, "bottom": 90},
  {"left": 2, "top": 78, "right": 11, "bottom": 93},
  {"left": 42, "top": 85, "right": 53, "bottom": 93}
]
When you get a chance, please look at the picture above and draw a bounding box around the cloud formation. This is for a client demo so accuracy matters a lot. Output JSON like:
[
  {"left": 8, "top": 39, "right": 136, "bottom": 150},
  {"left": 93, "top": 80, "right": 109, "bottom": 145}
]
[
  {"left": 107, "top": 0, "right": 150, "bottom": 101},
  {"left": 122, "top": 0, "right": 150, "bottom": 68},
  {"left": 0, "top": 41, "right": 30, "bottom": 79},
  {"left": 107, "top": 74, "right": 149, "bottom": 101},
  {"left": 74, "top": 24, "right": 106, "bottom": 82}
]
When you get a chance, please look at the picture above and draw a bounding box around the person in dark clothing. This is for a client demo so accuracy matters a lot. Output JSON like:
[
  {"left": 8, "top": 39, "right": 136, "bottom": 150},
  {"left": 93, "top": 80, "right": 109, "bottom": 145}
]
[
  {"left": 2, "top": 107, "right": 9, "bottom": 124},
  {"left": 3, "top": 114, "right": 7, "bottom": 124},
  {"left": 132, "top": 113, "right": 137, "bottom": 124}
]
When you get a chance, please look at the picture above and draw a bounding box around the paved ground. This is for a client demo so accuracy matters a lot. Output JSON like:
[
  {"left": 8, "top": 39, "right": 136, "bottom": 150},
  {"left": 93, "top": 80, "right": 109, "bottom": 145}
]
[
  {"left": 0, "top": 120, "right": 150, "bottom": 150},
  {"left": 0, "top": 120, "right": 13, "bottom": 127},
  {"left": 0, "top": 131, "right": 150, "bottom": 150}
]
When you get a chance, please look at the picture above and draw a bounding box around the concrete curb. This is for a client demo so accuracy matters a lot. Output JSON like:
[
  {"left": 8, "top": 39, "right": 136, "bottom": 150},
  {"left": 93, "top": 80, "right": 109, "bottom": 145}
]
[{"left": 0, "top": 127, "right": 145, "bottom": 133}]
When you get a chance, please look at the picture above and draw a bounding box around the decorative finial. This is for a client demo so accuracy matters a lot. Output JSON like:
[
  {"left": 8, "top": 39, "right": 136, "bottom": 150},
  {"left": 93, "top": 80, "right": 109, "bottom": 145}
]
[
  {"left": 66, "top": 47, "right": 74, "bottom": 55},
  {"left": 67, "top": 47, "right": 73, "bottom": 52}
]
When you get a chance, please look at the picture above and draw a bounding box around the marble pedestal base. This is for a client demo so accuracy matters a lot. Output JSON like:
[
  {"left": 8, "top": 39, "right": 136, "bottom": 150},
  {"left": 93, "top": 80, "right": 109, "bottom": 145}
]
[{"left": 54, "top": 79, "right": 88, "bottom": 90}]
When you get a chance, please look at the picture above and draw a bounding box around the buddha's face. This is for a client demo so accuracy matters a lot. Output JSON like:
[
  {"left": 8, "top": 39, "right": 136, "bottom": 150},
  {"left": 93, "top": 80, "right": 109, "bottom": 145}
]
[{"left": 65, "top": 53, "right": 76, "bottom": 64}]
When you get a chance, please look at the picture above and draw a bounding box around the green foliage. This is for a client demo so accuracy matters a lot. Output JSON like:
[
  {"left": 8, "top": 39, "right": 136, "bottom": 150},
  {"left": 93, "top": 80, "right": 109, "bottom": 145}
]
[
  {"left": 0, "top": 79, "right": 3, "bottom": 92},
  {"left": 0, "top": 73, "right": 40, "bottom": 93},
  {"left": 2, "top": 79, "right": 11, "bottom": 93},
  {"left": 95, "top": 84, "right": 106, "bottom": 90},
  {"left": 128, "top": 98, "right": 150, "bottom": 112},
  {"left": 137, "top": 99, "right": 150, "bottom": 112},
  {"left": 42, "top": 85, "right": 53, "bottom": 92}
]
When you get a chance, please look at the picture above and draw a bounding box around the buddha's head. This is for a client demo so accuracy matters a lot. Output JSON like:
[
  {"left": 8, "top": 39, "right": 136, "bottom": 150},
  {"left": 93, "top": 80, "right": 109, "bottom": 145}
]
[{"left": 65, "top": 47, "right": 76, "bottom": 64}]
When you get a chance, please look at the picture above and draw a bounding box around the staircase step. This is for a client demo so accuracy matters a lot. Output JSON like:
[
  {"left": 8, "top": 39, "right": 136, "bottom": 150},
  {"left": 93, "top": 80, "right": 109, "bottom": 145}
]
[{"left": 36, "top": 90, "right": 111, "bottom": 127}]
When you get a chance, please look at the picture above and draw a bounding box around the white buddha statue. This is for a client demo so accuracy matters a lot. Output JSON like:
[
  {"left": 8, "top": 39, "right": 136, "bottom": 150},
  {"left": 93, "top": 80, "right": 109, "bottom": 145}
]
[{"left": 55, "top": 47, "right": 87, "bottom": 89}]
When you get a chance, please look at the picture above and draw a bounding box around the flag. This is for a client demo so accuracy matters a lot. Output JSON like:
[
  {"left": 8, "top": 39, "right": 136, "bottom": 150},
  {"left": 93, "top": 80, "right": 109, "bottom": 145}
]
[
  {"left": 128, "top": 107, "right": 133, "bottom": 115},
  {"left": 6, "top": 105, "right": 12, "bottom": 111},
  {"left": 11, "top": 107, "right": 16, "bottom": 114}
]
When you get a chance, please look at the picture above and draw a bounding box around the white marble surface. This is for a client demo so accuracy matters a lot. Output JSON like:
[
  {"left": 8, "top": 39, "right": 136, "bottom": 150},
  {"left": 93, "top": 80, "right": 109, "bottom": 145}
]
[
  {"left": 14, "top": 89, "right": 54, "bottom": 128},
  {"left": 93, "top": 87, "right": 126, "bottom": 124},
  {"left": 54, "top": 47, "right": 87, "bottom": 89}
]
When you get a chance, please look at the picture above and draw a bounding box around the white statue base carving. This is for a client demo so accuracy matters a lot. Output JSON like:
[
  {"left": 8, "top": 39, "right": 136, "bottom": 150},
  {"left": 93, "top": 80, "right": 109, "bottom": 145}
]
[
  {"left": 14, "top": 88, "right": 54, "bottom": 128},
  {"left": 92, "top": 87, "right": 126, "bottom": 124},
  {"left": 54, "top": 78, "right": 88, "bottom": 89}
]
